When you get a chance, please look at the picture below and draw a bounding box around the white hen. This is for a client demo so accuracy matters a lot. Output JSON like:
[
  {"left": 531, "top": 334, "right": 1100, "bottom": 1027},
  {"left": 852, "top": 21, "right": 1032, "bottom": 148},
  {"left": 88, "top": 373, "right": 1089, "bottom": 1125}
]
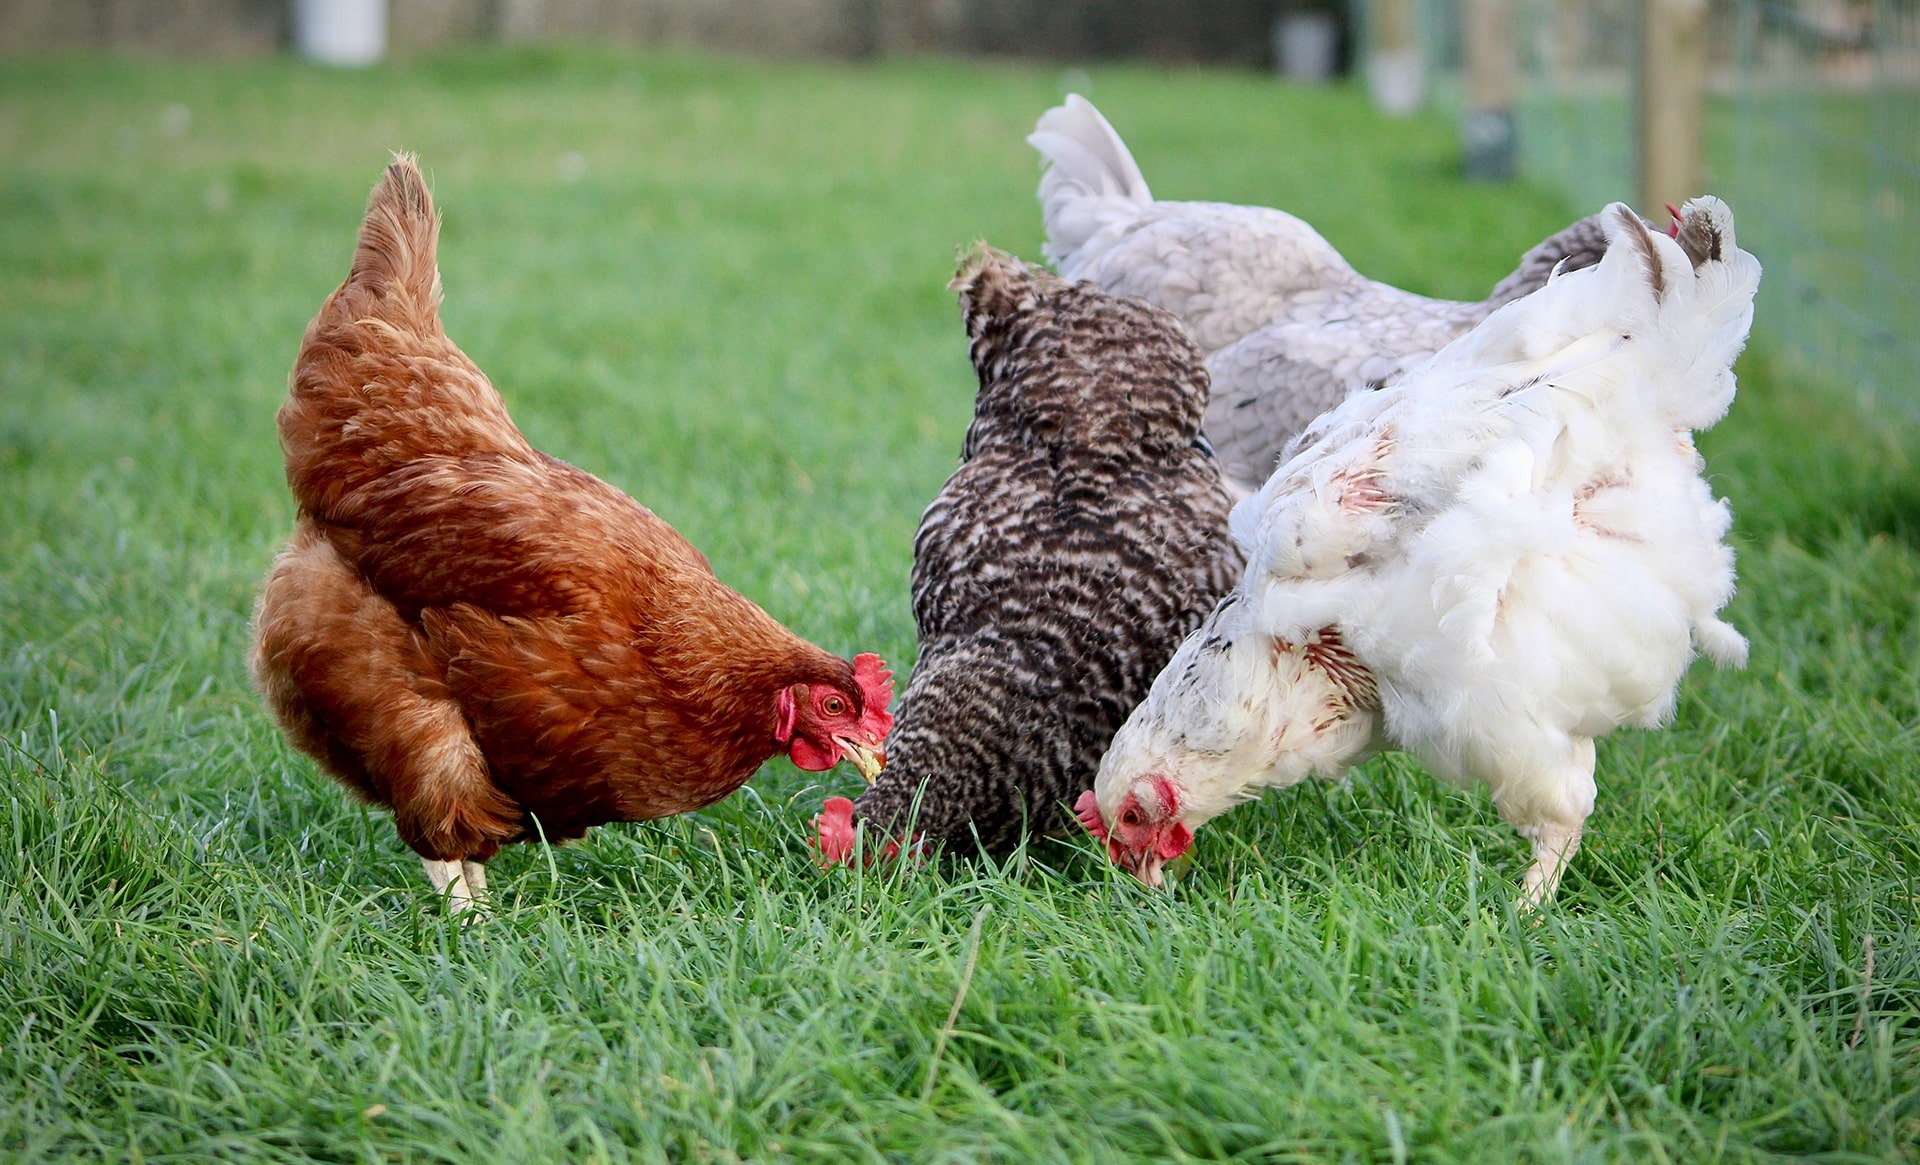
[
  {"left": 1076, "top": 198, "right": 1758, "bottom": 906},
  {"left": 1030, "top": 95, "right": 1629, "bottom": 494}
]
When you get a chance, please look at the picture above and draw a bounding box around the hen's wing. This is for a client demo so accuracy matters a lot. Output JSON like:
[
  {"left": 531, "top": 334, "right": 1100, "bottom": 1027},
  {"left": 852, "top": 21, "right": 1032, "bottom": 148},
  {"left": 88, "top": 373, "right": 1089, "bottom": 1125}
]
[
  {"left": 1048, "top": 203, "right": 1363, "bottom": 354},
  {"left": 1201, "top": 286, "right": 1490, "bottom": 495},
  {"left": 328, "top": 451, "right": 712, "bottom": 623},
  {"left": 908, "top": 450, "right": 1045, "bottom": 643}
]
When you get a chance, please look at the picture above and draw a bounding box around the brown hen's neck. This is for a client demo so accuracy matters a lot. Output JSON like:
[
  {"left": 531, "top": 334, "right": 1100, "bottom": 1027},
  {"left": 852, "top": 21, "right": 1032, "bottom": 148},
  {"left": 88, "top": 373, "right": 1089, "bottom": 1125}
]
[{"left": 644, "top": 603, "right": 854, "bottom": 741}]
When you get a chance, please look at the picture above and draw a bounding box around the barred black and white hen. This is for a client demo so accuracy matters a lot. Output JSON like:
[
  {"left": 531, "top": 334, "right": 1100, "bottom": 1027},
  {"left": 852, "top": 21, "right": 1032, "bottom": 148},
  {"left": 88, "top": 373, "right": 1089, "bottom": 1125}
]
[
  {"left": 816, "top": 246, "right": 1242, "bottom": 860},
  {"left": 1030, "top": 95, "right": 1628, "bottom": 495}
]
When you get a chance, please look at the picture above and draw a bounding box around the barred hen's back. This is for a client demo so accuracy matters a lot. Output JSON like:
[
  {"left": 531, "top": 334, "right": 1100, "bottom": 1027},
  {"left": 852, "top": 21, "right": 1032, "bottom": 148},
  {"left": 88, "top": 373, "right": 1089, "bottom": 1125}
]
[{"left": 837, "top": 247, "right": 1242, "bottom": 853}]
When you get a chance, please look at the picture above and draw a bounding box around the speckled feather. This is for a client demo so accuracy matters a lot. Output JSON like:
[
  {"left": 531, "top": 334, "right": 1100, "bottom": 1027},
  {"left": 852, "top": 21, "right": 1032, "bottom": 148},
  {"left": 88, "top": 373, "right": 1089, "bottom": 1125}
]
[
  {"left": 846, "top": 248, "right": 1243, "bottom": 852},
  {"left": 1031, "top": 96, "right": 1628, "bottom": 493}
]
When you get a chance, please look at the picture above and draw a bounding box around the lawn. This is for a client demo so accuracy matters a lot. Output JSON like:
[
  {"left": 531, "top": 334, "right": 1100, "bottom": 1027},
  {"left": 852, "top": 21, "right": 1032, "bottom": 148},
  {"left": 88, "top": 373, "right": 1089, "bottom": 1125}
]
[{"left": 2, "top": 46, "right": 1916, "bottom": 1163}]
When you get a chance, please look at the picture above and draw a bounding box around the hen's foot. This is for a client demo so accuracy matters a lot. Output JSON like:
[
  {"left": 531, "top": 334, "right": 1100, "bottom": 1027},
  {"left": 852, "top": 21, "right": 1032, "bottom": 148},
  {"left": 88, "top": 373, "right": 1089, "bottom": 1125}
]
[
  {"left": 421, "top": 857, "right": 489, "bottom": 918},
  {"left": 1517, "top": 821, "right": 1584, "bottom": 912}
]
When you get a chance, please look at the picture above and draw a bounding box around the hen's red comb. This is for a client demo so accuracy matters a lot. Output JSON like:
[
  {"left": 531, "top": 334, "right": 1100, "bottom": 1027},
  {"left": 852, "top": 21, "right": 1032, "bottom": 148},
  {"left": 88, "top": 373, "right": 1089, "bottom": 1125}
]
[
  {"left": 1664, "top": 202, "right": 1682, "bottom": 238},
  {"left": 815, "top": 796, "right": 859, "bottom": 865},
  {"left": 814, "top": 796, "right": 911, "bottom": 866},
  {"left": 852, "top": 653, "right": 896, "bottom": 737},
  {"left": 1073, "top": 790, "right": 1108, "bottom": 841},
  {"left": 853, "top": 654, "right": 894, "bottom": 703}
]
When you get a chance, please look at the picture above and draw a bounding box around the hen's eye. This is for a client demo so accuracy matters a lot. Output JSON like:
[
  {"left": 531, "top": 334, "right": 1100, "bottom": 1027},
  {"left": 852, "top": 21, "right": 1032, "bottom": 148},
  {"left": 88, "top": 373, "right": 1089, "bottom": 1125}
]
[
  {"left": 821, "top": 695, "right": 848, "bottom": 717},
  {"left": 1121, "top": 809, "right": 1140, "bottom": 826}
]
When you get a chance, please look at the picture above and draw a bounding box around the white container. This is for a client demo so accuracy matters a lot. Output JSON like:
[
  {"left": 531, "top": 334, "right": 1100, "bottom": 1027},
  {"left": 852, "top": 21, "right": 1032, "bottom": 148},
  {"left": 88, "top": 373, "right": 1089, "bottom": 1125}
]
[
  {"left": 1274, "top": 11, "right": 1339, "bottom": 83},
  {"left": 1367, "top": 47, "right": 1426, "bottom": 115},
  {"left": 294, "top": 0, "right": 388, "bottom": 67}
]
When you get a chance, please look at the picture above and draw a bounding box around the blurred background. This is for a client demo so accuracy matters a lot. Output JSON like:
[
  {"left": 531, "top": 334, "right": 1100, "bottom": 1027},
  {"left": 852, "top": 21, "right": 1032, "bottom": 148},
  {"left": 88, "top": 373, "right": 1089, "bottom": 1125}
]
[
  {"left": 1, "top": 13, "right": 1913, "bottom": 1158},
  {"left": 4, "top": 0, "right": 1914, "bottom": 419}
]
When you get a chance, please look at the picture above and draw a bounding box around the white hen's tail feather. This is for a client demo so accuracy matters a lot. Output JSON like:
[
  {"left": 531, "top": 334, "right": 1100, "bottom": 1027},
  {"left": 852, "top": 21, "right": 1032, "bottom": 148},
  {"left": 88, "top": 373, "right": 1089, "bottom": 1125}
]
[
  {"left": 1443, "top": 199, "right": 1753, "bottom": 425},
  {"left": 1647, "top": 199, "right": 1756, "bottom": 431},
  {"left": 1029, "top": 95, "right": 1154, "bottom": 274}
]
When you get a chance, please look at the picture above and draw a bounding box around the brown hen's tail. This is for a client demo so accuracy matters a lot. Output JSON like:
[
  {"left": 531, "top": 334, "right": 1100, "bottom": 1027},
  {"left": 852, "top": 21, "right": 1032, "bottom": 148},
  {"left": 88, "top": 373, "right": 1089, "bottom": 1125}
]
[
  {"left": 329, "top": 154, "right": 443, "bottom": 339},
  {"left": 281, "top": 156, "right": 527, "bottom": 521}
]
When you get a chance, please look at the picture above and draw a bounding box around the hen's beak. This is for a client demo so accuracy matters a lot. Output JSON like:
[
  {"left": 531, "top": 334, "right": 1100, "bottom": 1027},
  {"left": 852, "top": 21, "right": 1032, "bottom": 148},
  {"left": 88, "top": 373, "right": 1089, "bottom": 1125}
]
[
  {"left": 839, "top": 738, "right": 885, "bottom": 782},
  {"left": 1124, "top": 852, "right": 1168, "bottom": 889}
]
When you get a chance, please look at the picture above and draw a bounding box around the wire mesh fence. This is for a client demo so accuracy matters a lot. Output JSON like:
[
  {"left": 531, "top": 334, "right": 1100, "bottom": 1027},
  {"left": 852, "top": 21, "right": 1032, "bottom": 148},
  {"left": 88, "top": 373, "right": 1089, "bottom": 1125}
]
[{"left": 1416, "top": 0, "right": 1919, "bottom": 419}]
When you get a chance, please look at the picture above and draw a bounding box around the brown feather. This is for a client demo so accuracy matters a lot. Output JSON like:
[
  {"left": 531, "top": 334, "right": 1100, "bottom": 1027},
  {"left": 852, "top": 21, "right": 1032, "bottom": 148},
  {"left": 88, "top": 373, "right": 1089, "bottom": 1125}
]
[
  {"left": 1674, "top": 211, "right": 1723, "bottom": 269},
  {"left": 252, "top": 157, "right": 870, "bottom": 863},
  {"left": 1617, "top": 203, "right": 1666, "bottom": 301}
]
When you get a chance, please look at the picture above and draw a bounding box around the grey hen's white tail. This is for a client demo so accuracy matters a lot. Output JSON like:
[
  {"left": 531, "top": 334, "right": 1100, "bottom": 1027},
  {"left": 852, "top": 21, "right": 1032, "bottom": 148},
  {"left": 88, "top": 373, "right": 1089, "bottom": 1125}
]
[{"left": 1029, "top": 95, "right": 1155, "bottom": 273}]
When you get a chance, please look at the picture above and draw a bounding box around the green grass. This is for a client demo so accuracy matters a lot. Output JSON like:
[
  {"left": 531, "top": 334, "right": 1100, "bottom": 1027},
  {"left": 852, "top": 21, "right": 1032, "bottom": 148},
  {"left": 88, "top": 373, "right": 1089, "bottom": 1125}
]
[{"left": 2, "top": 47, "right": 1916, "bottom": 1163}]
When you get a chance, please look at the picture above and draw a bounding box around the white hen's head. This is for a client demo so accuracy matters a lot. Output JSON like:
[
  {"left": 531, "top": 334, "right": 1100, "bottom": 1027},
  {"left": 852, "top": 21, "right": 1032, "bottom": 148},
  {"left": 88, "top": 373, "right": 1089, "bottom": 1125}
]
[
  {"left": 1075, "top": 776, "right": 1191, "bottom": 890},
  {"left": 1078, "top": 595, "right": 1382, "bottom": 887},
  {"left": 1077, "top": 706, "right": 1250, "bottom": 889},
  {"left": 1076, "top": 604, "right": 1266, "bottom": 886}
]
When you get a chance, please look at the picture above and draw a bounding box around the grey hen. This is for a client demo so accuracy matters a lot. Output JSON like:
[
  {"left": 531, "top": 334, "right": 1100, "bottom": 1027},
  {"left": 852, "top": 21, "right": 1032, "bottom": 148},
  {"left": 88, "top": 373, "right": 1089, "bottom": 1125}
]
[
  {"left": 815, "top": 246, "right": 1242, "bottom": 860},
  {"left": 1030, "top": 95, "right": 1625, "bottom": 494}
]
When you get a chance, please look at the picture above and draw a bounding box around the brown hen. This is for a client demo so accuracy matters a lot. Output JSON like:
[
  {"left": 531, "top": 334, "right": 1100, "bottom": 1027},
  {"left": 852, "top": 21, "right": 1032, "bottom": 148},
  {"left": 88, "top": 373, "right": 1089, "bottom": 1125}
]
[{"left": 251, "top": 156, "right": 893, "bottom": 912}]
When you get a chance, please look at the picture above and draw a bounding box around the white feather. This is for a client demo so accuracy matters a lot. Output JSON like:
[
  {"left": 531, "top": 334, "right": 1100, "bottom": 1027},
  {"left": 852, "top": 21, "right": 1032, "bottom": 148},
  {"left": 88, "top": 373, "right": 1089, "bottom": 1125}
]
[
  {"left": 1028, "top": 95, "right": 1153, "bottom": 271},
  {"left": 1095, "top": 197, "right": 1761, "bottom": 887}
]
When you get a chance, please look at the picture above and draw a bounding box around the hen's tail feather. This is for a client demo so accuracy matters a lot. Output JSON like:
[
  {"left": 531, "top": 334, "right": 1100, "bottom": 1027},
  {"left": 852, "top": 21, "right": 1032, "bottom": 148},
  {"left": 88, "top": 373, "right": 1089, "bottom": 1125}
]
[
  {"left": 1674, "top": 195, "right": 1732, "bottom": 269},
  {"left": 281, "top": 156, "right": 526, "bottom": 521},
  {"left": 951, "top": 241, "right": 1068, "bottom": 341},
  {"left": 1433, "top": 198, "right": 1756, "bottom": 430},
  {"left": 1029, "top": 95, "right": 1154, "bottom": 272},
  {"left": 332, "top": 154, "right": 443, "bottom": 338},
  {"left": 1602, "top": 196, "right": 1758, "bottom": 431},
  {"left": 1669, "top": 199, "right": 1756, "bottom": 347}
]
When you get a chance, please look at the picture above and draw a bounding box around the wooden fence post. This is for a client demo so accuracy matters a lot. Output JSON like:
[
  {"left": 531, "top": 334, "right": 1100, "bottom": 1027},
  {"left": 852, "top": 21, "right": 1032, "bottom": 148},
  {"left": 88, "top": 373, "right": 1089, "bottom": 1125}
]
[
  {"left": 1462, "top": 0, "right": 1517, "bottom": 179},
  {"left": 1638, "top": 0, "right": 1709, "bottom": 209}
]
